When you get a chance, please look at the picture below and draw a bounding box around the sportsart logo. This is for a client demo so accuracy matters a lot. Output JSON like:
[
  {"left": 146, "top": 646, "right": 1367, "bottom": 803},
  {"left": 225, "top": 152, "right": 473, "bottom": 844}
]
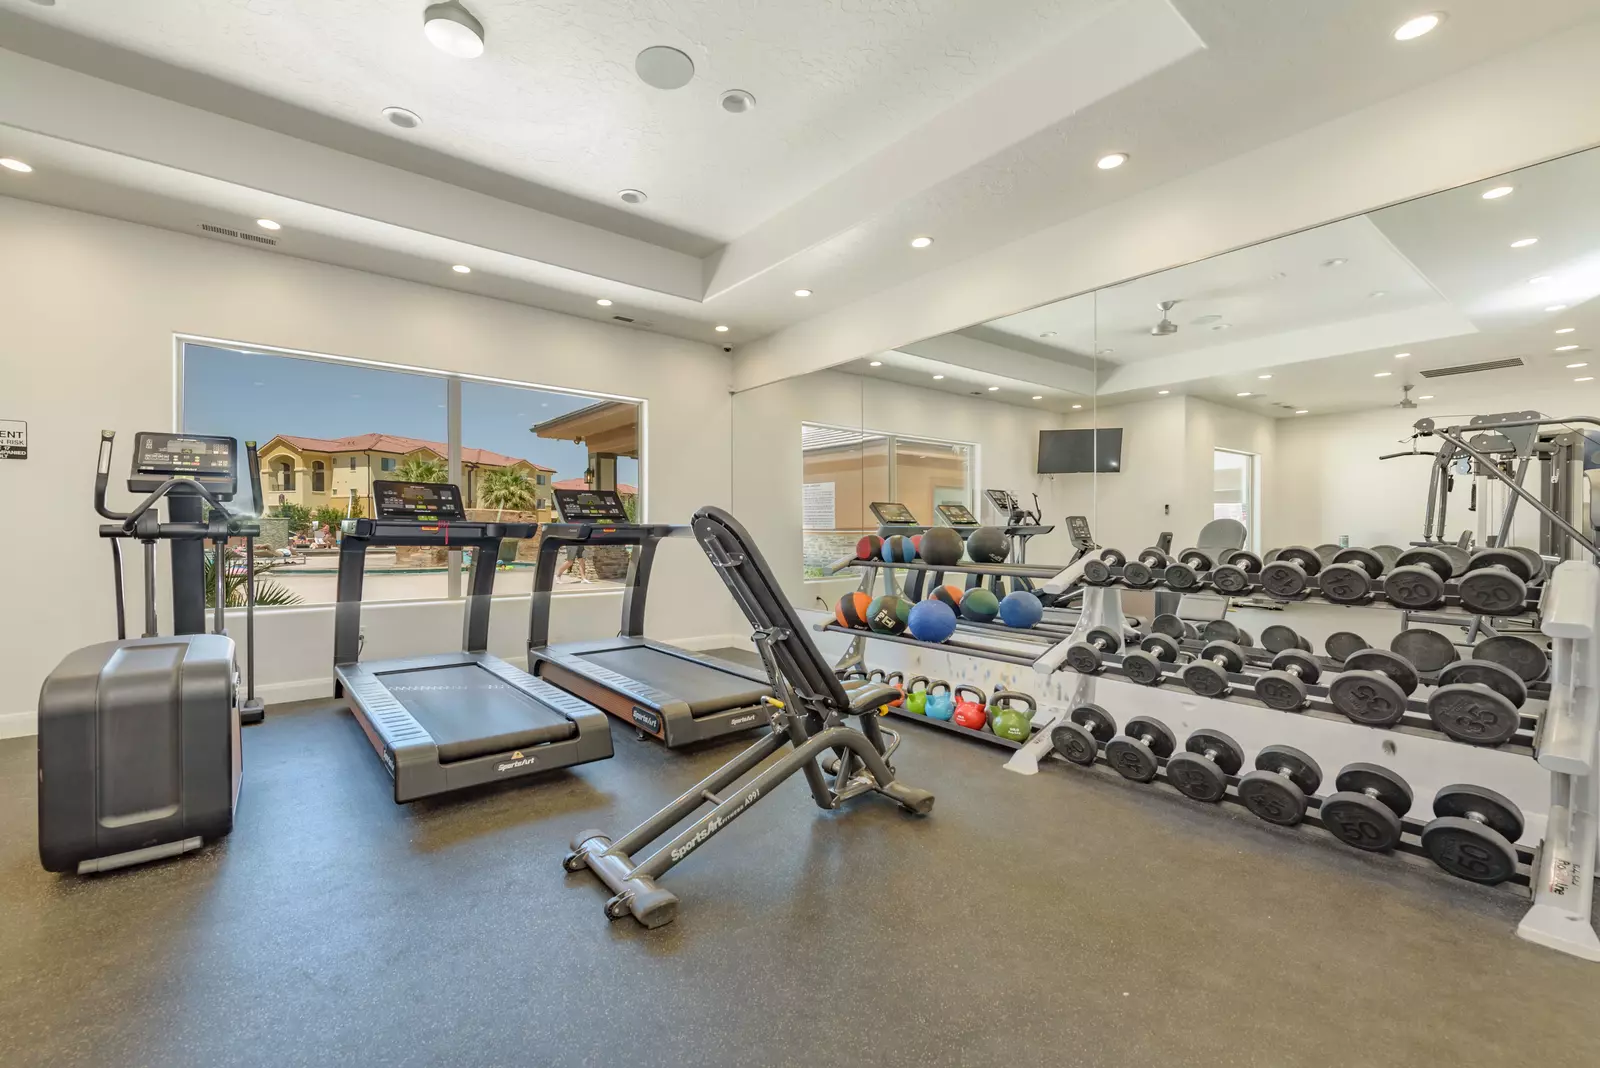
[
  {"left": 496, "top": 750, "right": 538, "bottom": 773},
  {"left": 730, "top": 714, "right": 758, "bottom": 727},
  {"left": 631, "top": 708, "right": 662, "bottom": 733}
]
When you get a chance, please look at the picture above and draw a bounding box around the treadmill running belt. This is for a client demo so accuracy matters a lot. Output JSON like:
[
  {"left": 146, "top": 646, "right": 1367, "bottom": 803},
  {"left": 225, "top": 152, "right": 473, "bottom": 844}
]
[
  {"left": 578, "top": 646, "right": 770, "bottom": 716},
  {"left": 378, "top": 663, "right": 576, "bottom": 762}
]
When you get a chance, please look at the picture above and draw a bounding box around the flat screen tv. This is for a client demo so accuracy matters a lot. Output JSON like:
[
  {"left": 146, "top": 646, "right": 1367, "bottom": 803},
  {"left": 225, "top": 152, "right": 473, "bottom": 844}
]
[{"left": 1038, "top": 428, "right": 1123, "bottom": 474}]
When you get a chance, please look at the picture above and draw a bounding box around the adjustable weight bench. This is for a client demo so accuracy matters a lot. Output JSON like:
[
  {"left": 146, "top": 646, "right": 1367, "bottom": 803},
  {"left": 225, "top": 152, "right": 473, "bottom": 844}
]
[{"left": 563, "top": 505, "right": 935, "bottom": 928}]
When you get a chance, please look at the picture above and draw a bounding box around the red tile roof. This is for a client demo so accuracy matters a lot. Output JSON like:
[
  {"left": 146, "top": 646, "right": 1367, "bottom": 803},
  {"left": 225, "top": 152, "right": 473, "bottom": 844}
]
[
  {"left": 271, "top": 433, "right": 554, "bottom": 471},
  {"left": 552, "top": 478, "right": 637, "bottom": 495}
]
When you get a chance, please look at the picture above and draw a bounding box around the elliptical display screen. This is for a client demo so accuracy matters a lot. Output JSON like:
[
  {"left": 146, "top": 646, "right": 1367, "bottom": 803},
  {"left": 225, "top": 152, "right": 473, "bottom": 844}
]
[
  {"left": 374, "top": 480, "right": 465, "bottom": 520},
  {"left": 554, "top": 488, "right": 630, "bottom": 523},
  {"left": 869, "top": 501, "right": 919, "bottom": 526},
  {"left": 134, "top": 433, "right": 236, "bottom": 481},
  {"left": 935, "top": 502, "right": 978, "bottom": 526}
]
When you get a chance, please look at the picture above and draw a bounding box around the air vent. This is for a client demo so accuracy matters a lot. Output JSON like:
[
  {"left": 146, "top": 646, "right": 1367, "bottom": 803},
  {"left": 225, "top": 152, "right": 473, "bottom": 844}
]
[
  {"left": 1419, "top": 357, "right": 1523, "bottom": 378},
  {"left": 611, "top": 314, "right": 636, "bottom": 323},
  {"left": 198, "top": 223, "right": 277, "bottom": 247}
]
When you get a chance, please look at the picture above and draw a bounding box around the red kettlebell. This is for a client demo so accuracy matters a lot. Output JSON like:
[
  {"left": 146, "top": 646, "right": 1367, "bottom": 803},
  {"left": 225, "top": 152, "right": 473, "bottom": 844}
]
[
  {"left": 952, "top": 685, "right": 989, "bottom": 730},
  {"left": 885, "top": 670, "right": 906, "bottom": 708}
]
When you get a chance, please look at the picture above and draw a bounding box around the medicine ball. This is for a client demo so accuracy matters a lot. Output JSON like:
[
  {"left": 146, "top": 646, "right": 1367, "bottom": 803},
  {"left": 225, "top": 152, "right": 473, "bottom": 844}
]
[
  {"left": 966, "top": 526, "right": 1009, "bottom": 564},
  {"left": 929, "top": 584, "right": 964, "bottom": 611},
  {"left": 907, "top": 599, "right": 958, "bottom": 643},
  {"left": 911, "top": 534, "right": 923, "bottom": 557},
  {"left": 867, "top": 594, "right": 911, "bottom": 635},
  {"left": 960, "top": 586, "right": 1000, "bottom": 624},
  {"left": 920, "top": 526, "right": 965, "bottom": 567},
  {"left": 835, "top": 592, "right": 871, "bottom": 630},
  {"left": 998, "top": 590, "right": 1045, "bottom": 629},
  {"left": 881, "top": 534, "right": 918, "bottom": 563},
  {"left": 855, "top": 534, "right": 884, "bottom": 560}
]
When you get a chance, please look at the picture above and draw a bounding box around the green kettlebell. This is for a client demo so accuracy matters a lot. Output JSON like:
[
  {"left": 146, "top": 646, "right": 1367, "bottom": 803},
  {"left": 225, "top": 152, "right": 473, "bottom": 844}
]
[
  {"left": 904, "top": 675, "right": 931, "bottom": 715},
  {"left": 988, "top": 689, "right": 1038, "bottom": 742}
]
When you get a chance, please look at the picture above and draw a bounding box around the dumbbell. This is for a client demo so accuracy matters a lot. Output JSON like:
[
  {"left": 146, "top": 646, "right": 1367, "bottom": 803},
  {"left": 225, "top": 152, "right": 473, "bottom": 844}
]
[
  {"left": 1258, "top": 545, "right": 1323, "bottom": 599},
  {"left": 1421, "top": 784, "right": 1524, "bottom": 885},
  {"left": 1325, "top": 631, "right": 1370, "bottom": 662},
  {"left": 1474, "top": 634, "right": 1549, "bottom": 683},
  {"left": 1179, "top": 640, "right": 1247, "bottom": 698},
  {"left": 1260, "top": 624, "right": 1311, "bottom": 654},
  {"left": 1104, "top": 716, "right": 1177, "bottom": 783},
  {"left": 1209, "top": 550, "right": 1264, "bottom": 595},
  {"left": 1121, "top": 633, "right": 1180, "bottom": 686},
  {"left": 1389, "top": 629, "right": 1459, "bottom": 674},
  {"left": 1326, "top": 649, "right": 1419, "bottom": 727},
  {"left": 1063, "top": 625, "right": 1123, "bottom": 675},
  {"left": 1426, "top": 659, "right": 1527, "bottom": 746},
  {"left": 1105, "top": 547, "right": 1171, "bottom": 589},
  {"left": 1050, "top": 704, "right": 1117, "bottom": 766},
  {"left": 1254, "top": 649, "right": 1322, "bottom": 711},
  {"left": 1320, "top": 763, "right": 1414, "bottom": 852},
  {"left": 1317, "top": 547, "right": 1391, "bottom": 605},
  {"left": 1200, "top": 619, "right": 1253, "bottom": 647},
  {"left": 1161, "top": 547, "right": 1219, "bottom": 591},
  {"left": 1381, "top": 547, "right": 1454, "bottom": 610},
  {"left": 1165, "top": 729, "right": 1244, "bottom": 803},
  {"left": 1152, "top": 613, "right": 1198, "bottom": 641},
  {"left": 1081, "top": 556, "right": 1118, "bottom": 586},
  {"left": 1456, "top": 548, "right": 1538, "bottom": 615},
  {"left": 1237, "top": 745, "right": 1324, "bottom": 826}
]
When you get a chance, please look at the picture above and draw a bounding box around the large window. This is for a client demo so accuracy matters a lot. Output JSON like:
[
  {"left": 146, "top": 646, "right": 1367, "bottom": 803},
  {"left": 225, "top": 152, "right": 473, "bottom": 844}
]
[
  {"left": 800, "top": 423, "right": 974, "bottom": 577},
  {"left": 1213, "top": 449, "right": 1257, "bottom": 548},
  {"left": 180, "top": 340, "right": 643, "bottom": 607}
]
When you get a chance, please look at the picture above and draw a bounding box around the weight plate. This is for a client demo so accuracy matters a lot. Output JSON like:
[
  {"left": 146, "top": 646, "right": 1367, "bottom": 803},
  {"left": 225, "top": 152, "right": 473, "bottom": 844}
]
[
  {"left": 1473, "top": 635, "right": 1548, "bottom": 682},
  {"left": 1237, "top": 771, "right": 1308, "bottom": 826},
  {"left": 1073, "top": 704, "right": 1117, "bottom": 744},
  {"left": 1383, "top": 565, "right": 1447, "bottom": 609},
  {"left": 1187, "top": 729, "right": 1244, "bottom": 776},
  {"left": 1122, "top": 560, "right": 1154, "bottom": 588},
  {"left": 1166, "top": 753, "right": 1229, "bottom": 802},
  {"left": 1138, "top": 547, "right": 1171, "bottom": 569},
  {"left": 1201, "top": 620, "right": 1242, "bottom": 644},
  {"left": 1211, "top": 564, "right": 1251, "bottom": 594},
  {"left": 1087, "top": 626, "right": 1123, "bottom": 653},
  {"left": 1433, "top": 783, "right": 1525, "bottom": 840},
  {"left": 1510, "top": 546, "right": 1545, "bottom": 584},
  {"left": 1333, "top": 546, "right": 1384, "bottom": 577},
  {"left": 1317, "top": 563, "right": 1373, "bottom": 605},
  {"left": 1370, "top": 545, "right": 1403, "bottom": 571},
  {"left": 1438, "top": 544, "right": 1471, "bottom": 576},
  {"left": 1320, "top": 793, "right": 1404, "bottom": 852},
  {"left": 1140, "top": 633, "right": 1180, "bottom": 662},
  {"left": 1120, "top": 650, "right": 1166, "bottom": 686},
  {"left": 1257, "top": 744, "right": 1323, "bottom": 795},
  {"left": 1099, "top": 548, "right": 1126, "bottom": 567},
  {"left": 1255, "top": 671, "right": 1309, "bottom": 712},
  {"left": 1126, "top": 716, "right": 1176, "bottom": 759},
  {"left": 1104, "top": 736, "right": 1160, "bottom": 783},
  {"left": 1082, "top": 558, "right": 1114, "bottom": 586},
  {"left": 1226, "top": 550, "right": 1264, "bottom": 573},
  {"left": 1201, "top": 641, "right": 1245, "bottom": 673},
  {"left": 1328, "top": 671, "right": 1409, "bottom": 727},
  {"left": 1437, "top": 659, "right": 1526, "bottom": 705},
  {"left": 1325, "top": 631, "right": 1370, "bottom": 662},
  {"left": 1181, "top": 661, "right": 1231, "bottom": 699},
  {"left": 1064, "top": 643, "right": 1106, "bottom": 676},
  {"left": 1152, "top": 613, "right": 1187, "bottom": 639},
  {"left": 1264, "top": 547, "right": 1282, "bottom": 564},
  {"left": 1421, "top": 818, "right": 1519, "bottom": 885},
  {"left": 1332, "top": 762, "right": 1413, "bottom": 815},
  {"left": 1389, "top": 629, "right": 1459, "bottom": 674},
  {"left": 1457, "top": 569, "right": 1528, "bottom": 616},
  {"left": 1050, "top": 721, "right": 1099, "bottom": 766},
  {"left": 1260, "top": 561, "right": 1310, "bottom": 599},
  {"left": 1297, "top": 634, "right": 1313, "bottom": 651},
  {"left": 1261, "top": 625, "right": 1302, "bottom": 654},
  {"left": 1165, "top": 563, "right": 1200, "bottom": 591},
  {"left": 1345, "top": 649, "right": 1420, "bottom": 694},
  {"left": 1398, "top": 546, "right": 1456, "bottom": 578},
  {"left": 1426, "top": 684, "right": 1521, "bottom": 747},
  {"left": 1274, "top": 649, "right": 1320, "bottom": 685},
  {"left": 1312, "top": 544, "right": 1342, "bottom": 567},
  {"left": 1468, "top": 547, "right": 1534, "bottom": 582},
  {"left": 1178, "top": 548, "right": 1215, "bottom": 572}
]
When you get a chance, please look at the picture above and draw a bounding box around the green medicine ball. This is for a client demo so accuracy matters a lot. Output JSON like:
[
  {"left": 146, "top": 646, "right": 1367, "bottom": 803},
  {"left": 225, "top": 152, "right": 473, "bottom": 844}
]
[
  {"left": 960, "top": 587, "right": 1000, "bottom": 624},
  {"left": 867, "top": 594, "right": 911, "bottom": 635}
]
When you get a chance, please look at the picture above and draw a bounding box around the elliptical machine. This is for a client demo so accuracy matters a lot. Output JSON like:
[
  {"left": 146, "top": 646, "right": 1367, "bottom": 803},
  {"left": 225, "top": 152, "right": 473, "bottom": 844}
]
[{"left": 37, "top": 431, "right": 263, "bottom": 873}]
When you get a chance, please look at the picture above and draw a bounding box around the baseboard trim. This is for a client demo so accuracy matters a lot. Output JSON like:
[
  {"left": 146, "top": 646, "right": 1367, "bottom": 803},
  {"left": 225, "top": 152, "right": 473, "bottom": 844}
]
[{"left": 0, "top": 710, "right": 36, "bottom": 741}]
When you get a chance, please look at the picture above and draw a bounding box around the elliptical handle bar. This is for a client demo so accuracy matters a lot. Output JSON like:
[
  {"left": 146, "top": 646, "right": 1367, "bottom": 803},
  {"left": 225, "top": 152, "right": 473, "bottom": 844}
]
[
  {"left": 94, "top": 430, "right": 129, "bottom": 522},
  {"left": 244, "top": 440, "right": 263, "bottom": 517}
]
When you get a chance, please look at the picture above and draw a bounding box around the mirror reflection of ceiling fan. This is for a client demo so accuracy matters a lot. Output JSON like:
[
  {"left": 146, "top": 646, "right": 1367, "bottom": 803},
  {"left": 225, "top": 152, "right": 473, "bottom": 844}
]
[{"left": 1150, "top": 300, "right": 1181, "bottom": 336}]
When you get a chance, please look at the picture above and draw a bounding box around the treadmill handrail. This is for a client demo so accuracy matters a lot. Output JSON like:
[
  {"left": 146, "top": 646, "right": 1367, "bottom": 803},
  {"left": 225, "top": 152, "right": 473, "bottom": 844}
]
[
  {"left": 528, "top": 523, "right": 688, "bottom": 649},
  {"left": 536, "top": 522, "right": 688, "bottom": 545}
]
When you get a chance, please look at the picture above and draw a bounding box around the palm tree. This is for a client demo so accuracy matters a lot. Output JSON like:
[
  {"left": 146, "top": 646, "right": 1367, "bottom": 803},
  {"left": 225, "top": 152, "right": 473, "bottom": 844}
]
[
  {"left": 393, "top": 455, "right": 448, "bottom": 483},
  {"left": 479, "top": 467, "right": 536, "bottom": 519},
  {"left": 204, "top": 550, "right": 303, "bottom": 608}
]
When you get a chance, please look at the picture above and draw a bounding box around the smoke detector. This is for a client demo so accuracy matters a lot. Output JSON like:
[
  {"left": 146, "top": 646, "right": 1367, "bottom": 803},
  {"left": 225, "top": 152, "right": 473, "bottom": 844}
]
[{"left": 1151, "top": 300, "right": 1181, "bottom": 336}]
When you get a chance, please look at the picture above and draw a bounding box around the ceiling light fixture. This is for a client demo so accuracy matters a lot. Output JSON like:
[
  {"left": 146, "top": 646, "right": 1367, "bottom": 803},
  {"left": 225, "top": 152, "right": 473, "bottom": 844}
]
[
  {"left": 1556, "top": 327, "right": 1576, "bottom": 334},
  {"left": 1567, "top": 363, "right": 1588, "bottom": 369},
  {"left": 1212, "top": 324, "right": 1231, "bottom": 332},
  {"left": 1039, "top": 331, "right": 1058, "bottom": 339},
  {"left": 1097, "top": 348, "right": 1117, "bottom": 355},
  {"left": 1556, "top": 345, "right": 1580, "bottom": 351},
  {"left": 794, "top": 289, "right": 812, "bottom": 297},
  {"left": 1295, "top": 410, "right": 1309, "bottom": 415},
  {"left": 987, "top": 386, "right": 1000, "bottom": 392},
  {"left": 1546, "top": 305, "right": 1568, "bottom": 312},
  {"left": 1258, "top": 374, "right": 1272, "bottom": 379},
  {"left": 451, "top": 264, "right": 471, "bottom": 274},
  {"left": 256, "top": 219, "right": 281, "bottom": 231},
  {"left": 1322, "top": 258, "right": 1347, "bottom": 268},
  {"left": 1236, "top": 392, "right": 1252, "bottom": 397},
  {"left": 1394, "top": 352, "right": 1411, "bottom": 359},
  {"left": 382, "top": 106, "right": 422, "bottom": 129},
  {"left": 1158, "top": 390, "right": 1170, "bottom": 395},
  {"left": 1481, "top": 186, "right": 1514, "bottom": 200},
  {"left": 910, "top": 236, "right": 934, "bottom": 249},
  {"left": 636, "top": 45, "right": 695, "bottom": 90},
  {"left": 869, "top": 361, "right": 883, "bottom": 367},
  {"left": 1394, "top": 13, "right": 1444, "bottom": 41},
  {"left": 1419, "top": 395, "right": 1434, "bottom": 400},
  {"left": 932, "top": 374, "right": 945, "bottom": 380},
  {"left": 1375, "top": 371, "right": 1392, "bottom": 378},
  {"left": 423, "top": 1, "right": 486, "bottom": 58},
  {"left": 1530, "top": 276, "right": 1553, "bottom": 285},
  {"left": 719, "top": 89, "right": 757, "bottom": 113},
  {"left": 1032, "top": 395, "right": 1042, "bottom": 401},
  {"left": 715, "top": 325, "right": 730, "bottom": 333},
  {"left": 596, "top": 298, "right": 613, "bottom": 306},
  {"left": 1578, "top": 377, "right": 1595, "bottom": 383},
  {"left": 1370, "top": 290, "right": 1388, "bottom": 298},
  {"left": 1511, "top": 237, "right": 1539, "bottom": 248},
  {"left": 1096, "top": 153, "right": 1128, "bottom": 170},
  {"left": 0, "top": 157, "right": 33, "bottom": 173},
  {"left": 618, "top": 189, "right": 648, "bottom": 205},
  {"left": 1072, "top": 404, "right": 1083, "bottom": 409}
]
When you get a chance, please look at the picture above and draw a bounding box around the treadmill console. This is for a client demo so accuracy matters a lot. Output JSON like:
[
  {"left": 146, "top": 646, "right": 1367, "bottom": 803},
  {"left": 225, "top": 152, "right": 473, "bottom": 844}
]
[
  {"left": 869, "top": 501, "right": 919, "bottom": 526},
  {"left": 934, "top": 502, "right": 979, "bottom": 527},
  {"left": 374, "top": 480, "right": 466, "bottom": 521},
  {"left": 131, "top": 432, "right": 237, "bottom": 494},
  {"left": 1066, "top": 515, "right": 1095, "bottom": 551},
  {"left": 554, "top": 488, "right": 630, "bottom": 523},
  {"left": 985, "top": 488, "right": 1019, "bottom": 514}
]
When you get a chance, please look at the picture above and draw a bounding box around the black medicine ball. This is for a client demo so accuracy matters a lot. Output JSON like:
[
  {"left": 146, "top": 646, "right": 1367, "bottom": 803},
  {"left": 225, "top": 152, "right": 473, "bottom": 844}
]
[{"left": 966, "top": 526, "right": 1009, "bottom": 563}]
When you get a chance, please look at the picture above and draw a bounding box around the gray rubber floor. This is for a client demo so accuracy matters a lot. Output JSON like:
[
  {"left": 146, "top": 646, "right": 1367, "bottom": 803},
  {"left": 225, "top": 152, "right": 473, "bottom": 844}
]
[{"left": 3, "top": 697, "right": 1598, "bottom": 1068}]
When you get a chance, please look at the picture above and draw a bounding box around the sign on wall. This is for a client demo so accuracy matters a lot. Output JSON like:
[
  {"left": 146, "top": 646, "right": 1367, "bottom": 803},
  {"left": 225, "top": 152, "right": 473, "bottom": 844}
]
[
  {"left": 0, "top": 420, "right": 25, "bottom": 460},
  {"left": 801, "top": 481, "right": 835, "bottom": 529}
]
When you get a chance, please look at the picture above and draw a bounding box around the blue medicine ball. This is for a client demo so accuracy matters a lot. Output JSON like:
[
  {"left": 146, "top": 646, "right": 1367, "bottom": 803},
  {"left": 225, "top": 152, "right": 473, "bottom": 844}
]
[
  {"left": 907, "top": 599, "right": 958, "bottom": 643},
  {"left": 998, "top": 590, "right": 1045, "bottom": 629},
  {"left": 881, "top": 535, "right": 918, "bottom": 563}
]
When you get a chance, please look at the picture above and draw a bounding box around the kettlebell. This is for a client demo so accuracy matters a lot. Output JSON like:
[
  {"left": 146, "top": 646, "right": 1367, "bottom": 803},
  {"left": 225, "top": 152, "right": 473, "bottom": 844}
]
[
  {"left": 864, "top": 669, "right": 894, "bottom": 716},
  {"left": 988, "top": 690, "right": 1038, "bottom": 742},
  {"left": 885, "top": 670, "right": 906, "bottom": 708},
  {"left": 925, "top": 680, "right": 955, "bottom": 721},
  {"left": 951, "top": 685, "right": 989, "bottom": 730},
  {"left": 904, "top": 676, "right": 931, "bottom": 715}
]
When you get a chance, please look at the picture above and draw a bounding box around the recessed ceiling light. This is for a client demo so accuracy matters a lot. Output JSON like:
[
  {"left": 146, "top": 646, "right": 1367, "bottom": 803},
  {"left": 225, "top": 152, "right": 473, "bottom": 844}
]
[
  {"left": 1530, "top": 276, "right": 1553, "bottom": 285},
  {"left": 636, "top": 45, "right": 695, "bottom": 90},
  {"left": 715, "top": 325, "right": 730, "bottom": 333},
  {"left": 1236, "top": 392, "right": 1252, "bottom": 397},
  {"left": 1510, "top": 237, "right": 1539, "bottom": 248},
  {"left": 451, "top": 264, "right": 471, "bottom": 274},
  {"left": 618, "top": 189, "right": 648, "bottom": 205},
  {"left": 0, "top": 157, "right": 33, "bottom": 173},
  {"left": 1096, "top": 153, "right": 1128, "bottom": 170},
  {"left": 1394, "top": 13, "right": 1444, "bottom": 41},
  {"left": 1097, "top": 348, "right": 1117, "bottom": 355},
  {"left": 910, "top": 236, "right": 934, "bottom": 249},
  {"left": 382, "top": 106, "right": 422, "bottom": 129},
  {"left": 1374, "top": 371, "right": 1392, "bottom": 378},
  {"left": 932, "top": 374, "right": 944, "bottom": 380},
  {"left": 1370, "top": 290, "right": 1388, "bottom": 299},
  {"left": 987, "top": 386, "right": 1000, "bottom": 392},
  {"left": 1578, "top": 377, "right": 1595, "bottom": 383},
  {"left": 1567, "top": 363, "right": 1588, "bottom": 369},
  {"left": 1419, "top": 395, "right": 1434, "bottom": 400},
  {"left": 1039, "top": 331, "right": 1058, "bottom": 339},
  {"left": 1295, "top": 410, "right": 1309, "bottom": 415},
  {"left": 1258, "top": 374, "right": 1272, "bottom": 379},
  {"left": 423, "top": 2, "right": 485, "bottom": 59},
  {"left": 1212, "top": 324, "right": 1231, "bottom": 332},
  {"left": 1556, "top": 327, "right": 1575, "bottom": 334},
  {"left": 1031, "top": 395, "right": 1042, "bottom": 401},
  {"left": 1072, "top": 404, "right": 1083, "bottom": 409},
  {"left": 719, "top": 89, "right": 757, "bottom": 113},
  {"left": 596, "top": 298, "right": 613, "bottom": 306},
  {"left": 1546, "top": 305, "right": 1568, "bottom": 312},
  {"left": 869, "top": 360, "right": 882, "bottom": 367},
  {"left": 1158, "top": 390, "right": 1170, "bottom": 395},
  {"left": 1556, "top": 345, "right": 1580, "bottom": 351},
  {"left": 794, "top": 289, "right": 812, "bottom": 297},
  {"left": 1193, "top": 314, "right": 1223, "bottom": 325},
  {"left": 256, "top": 219, "right": 281, "bottom": 231},
  {"left": 1394, "top": 352, "right": 1410, "bottom": 359},
  {"left": 1322, "top": 258, "right": 1347, "bottom": 268}
]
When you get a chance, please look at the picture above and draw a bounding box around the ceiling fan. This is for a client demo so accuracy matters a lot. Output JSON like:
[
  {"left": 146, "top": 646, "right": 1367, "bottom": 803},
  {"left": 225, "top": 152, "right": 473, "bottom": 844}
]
[
  {"left": 1395, "top": 383, "right": 1418, "bottom": 409},
  {"left": 1150, "top": 300, "right": 1181, "bottom": 336}
]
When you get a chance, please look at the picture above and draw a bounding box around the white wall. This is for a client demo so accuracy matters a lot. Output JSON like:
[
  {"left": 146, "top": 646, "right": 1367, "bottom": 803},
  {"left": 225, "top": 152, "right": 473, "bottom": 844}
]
[{"left": 0, "top": 197, "right": 739, "bottom": 736}]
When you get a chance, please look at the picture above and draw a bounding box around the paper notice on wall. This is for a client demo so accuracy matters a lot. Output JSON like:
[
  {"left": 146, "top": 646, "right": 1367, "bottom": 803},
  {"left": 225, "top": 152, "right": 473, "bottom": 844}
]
[
  {"left": 802, "top": 482, "right": 835, "bottom": 529},
  {"left": 0, "top": 420, "right": 26, "bottom": 460}
]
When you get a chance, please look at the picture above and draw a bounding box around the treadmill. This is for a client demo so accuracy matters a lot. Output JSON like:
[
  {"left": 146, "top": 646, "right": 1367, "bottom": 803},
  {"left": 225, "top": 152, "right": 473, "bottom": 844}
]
[
  {"left": 526, "top": 488, "right": 771, "bottom": 747},
  {"left": 332, "top": 480, "right": 612, "bottom": 802}
]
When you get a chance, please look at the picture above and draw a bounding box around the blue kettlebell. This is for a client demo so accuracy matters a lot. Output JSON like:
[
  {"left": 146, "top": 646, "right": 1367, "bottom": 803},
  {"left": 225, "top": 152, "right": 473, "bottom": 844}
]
[{"left": 924, "top": 680, "right": 955, "bottom": 721}]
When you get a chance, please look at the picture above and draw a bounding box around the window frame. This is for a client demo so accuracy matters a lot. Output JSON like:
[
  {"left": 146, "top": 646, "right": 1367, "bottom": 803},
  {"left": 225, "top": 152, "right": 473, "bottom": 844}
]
[{"left": 1212, "top": 447, "right": 1259, "bottom": 551}]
